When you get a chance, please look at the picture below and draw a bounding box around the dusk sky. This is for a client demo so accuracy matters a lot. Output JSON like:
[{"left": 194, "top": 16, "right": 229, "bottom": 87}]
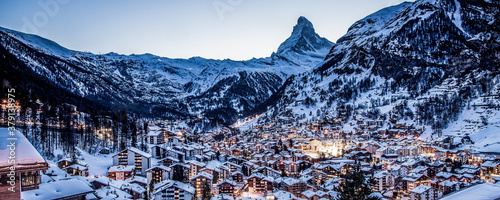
[{"left": 0, "top": 0, "right": 413, "bottom": 60}]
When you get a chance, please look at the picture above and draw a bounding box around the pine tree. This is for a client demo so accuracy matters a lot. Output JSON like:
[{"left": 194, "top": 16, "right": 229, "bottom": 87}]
[
  {"left": 146, "top": 180, "right": 154, "bottom": 200},
  {"left": 141, "top": 121, "right": 148, "bottom": 151},
  {"left": 216, "top": 151, "right": 221, "bottom": 160},
  {"left": 40, "top": 105, "right": 48, "bottom": 154},
  {"left": 213, "top": 171, "right": 220, "bottom": 184},
  {"left": 242, "top": 165, "right": 249, "bottom": 176},
  {"left": 281, "top": 169, "right": 287, "bottom": 177},
  {"left": 131, "top": 120, "right": 137, "bottom": 147},
  {"left": 201, "top": 181, "right": 212, "bottom": 200},
  {"left": 334, "top": 163, "right": 380, "bottom": 200},
  {"left": 172, "top": 165, "right": 185, "bottom": 182}
]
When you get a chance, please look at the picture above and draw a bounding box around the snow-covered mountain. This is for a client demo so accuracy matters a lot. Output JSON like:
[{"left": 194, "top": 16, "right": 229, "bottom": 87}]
[
  {"left": 272, "top": 16, "right": 334, "bottom": 67},
  {"left": 0, "top": 16, "right": 333, "bottom": 123},
  {"left": 259, "top": 0, "right": 500, "bottom": 152}
]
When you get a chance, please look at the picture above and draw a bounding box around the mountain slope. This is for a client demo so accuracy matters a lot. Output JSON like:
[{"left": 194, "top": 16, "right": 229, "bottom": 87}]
[
  {"left": 0, "top": 17, "right": 333, "bottom": 123},
  {"left": 259, "top": 0, "right": 500, "bottom": 151}
]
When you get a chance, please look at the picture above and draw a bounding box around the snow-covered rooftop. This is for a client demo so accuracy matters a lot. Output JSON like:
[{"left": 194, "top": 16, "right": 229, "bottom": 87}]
[
  {"left": 21, "top": 179, "right": 94, "bottom": 200},
  {"left": 154, "top": 180, "right": 195, "bottom": 194},
  {"left": 190, "top": 172, "right": 213, "bottom": 181},
  {"left": 0, "top": 128, "right": 46, "bottom": 167},
  {"left": 108, "top": 165, "right": 135, "bottom": 172},
  {"left": 128, "top": 147, "right": 152, "bottom": 158},
  {"left": 440, "top": 183, "right": 500, "bottom": 200},
  {"left": 411, "top": 184, "right": 433, "bottom": 194}
]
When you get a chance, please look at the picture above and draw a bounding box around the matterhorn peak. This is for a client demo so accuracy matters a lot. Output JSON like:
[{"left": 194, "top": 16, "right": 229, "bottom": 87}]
[
  {"left": 275, "top": 16, "right": 333, "bottom": 61},
  {"left": 295, "top": 16, "right": 314, "bottom": 29},
  {"left": 289, "top": 16, "right": 316, "bottom": 42}
]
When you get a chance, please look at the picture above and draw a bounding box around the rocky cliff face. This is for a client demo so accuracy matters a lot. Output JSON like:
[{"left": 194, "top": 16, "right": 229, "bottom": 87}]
[{"left": 273, "top": 16, "right": 334, "bottom": 66}]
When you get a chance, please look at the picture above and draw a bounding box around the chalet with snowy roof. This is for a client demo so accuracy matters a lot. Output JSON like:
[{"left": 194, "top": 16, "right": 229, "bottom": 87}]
[
  {"left": 372, "top": 171, "right": 395, "bottom": 192},
  {"left": 247, "top": 173, "right": 274, "bottom": 194},
  {"left": 278, "top": 177, "right": 311, "bottom": 198},
  {"left": 252, "top": 166, "right": 281, "bottom": 178},
  {"left": 375, "top": 147, "right": 394, "bottom": 158},
  {"left": 62, "top": 163, "right": 89, "bottom": 177},
  {"left": 401, "top": 159, "right": 427, "bottom": 171},
  {"left": 21, "top": 179, "right": 95, "bottom": 200},
  {"left": 438, "top": 180, "right": 461, "bottom": 195},
  {"left": 159, "top": 156, "right": 180, "bottom": 167},
  {"left": 170, "top": 136, "right": 185, "bottom": 146},
  {"left": 410, "top": 185, "right": 442, "bottom": 200},
  {"left": 95, "top": 184, "right": 132, "bottom": 199},
  {"left": 402, "top": 173, "right": 431, "bottom": 192},
  {"left": 98, "top": 147, "right": 111, "bottom": 155},
  {"left": 190, "top": 172, "right": 213, "bottom": 198},
  {"left": 250, "top": 159, "right": 264, "bottom": 167},
  {"left": 202, "top": 161, "right": 230, "bottom": 181},
  {"left": 344, "top": 150, "right": 372, "bottom": 163},
  {"left": 215, "top": 180, "right": 238, "bottom": 197},
  {"left": 90, "top": 176, "right": 112, "bottom": 189},
  {"left": 153, "top": 180, "right": 195, "bottom": 200},
  {"left": 273, "top": 190, "right": 301, "bottom": 200},
  {"left": 147, "top": 127, "right": 170, "bottom": 145},
  {"left": 112, "top": 147, "right": 152, "bottom": 175},
  {"left": 252, "top": 153, "right": 263, "bottom": 160},
  {"left": 273, "top": 154, "right": 283, "bottom": 161},
  {"left": 152, "top": 145, "right": 185, "bottom": 161},
  {"left": 298, "top": 174, "right": 313, "bottom": 187},
  {"left": 186, "top": 160, "right": 206, "bottom": 178},
  {"left": 108, "top": 165, "right": 135, "bottom": 181},
  {"left": 381, "top": 153, "right": 399, "bottom": 161},
  {"left": 408, "top": 146, "right": 421, "bottom": 156},
  {"left": 96, "top": 176, "right": 141, "bottom": 199},
  {"left": 457, "top": 164, "right": 482, "bottom": 176},
  {"left": 230, "top": 148, "right": 243, "bottom": 156},
  {"left": 312, "top": 163, "right": 341, "bottom": 177},
  {"left": 146, "top": 165, "right": 172, "bottom": 186},
  {"left": 320, "top": 177, "right": 344, "bottom": 191},
  {"left": 122, "top": 182, "right": 147, "bottom": 199},
  {"left": 283, "top": 160, "right": 309, "bottom": 177},
  {"left": 427, "top": 160, "right": 446, "bottom": 173},
  {"left": 177, "top": 145, "right": 198, "bottom": 160},
  {"left": 226, "top": 156, "right": 244, "bottom": 164},
  {"left": 127, "top": 176, "right": 148, "bottom": 187},
  {"left": 410, "top": 166, "right": 435, "bottom": 179},
  {"left": 0, "top": 129, "right": 48, "bottom": 199},
  {"left": 435, "top": 172, "right": 459, "bottom": 182},
  {"left": 294, "top": 153, "right": 311, "bottom": 162},
  {"left": 230, "top": 171, "right": 244, "bottom": 183},
  {"left": 224, "top": 162, "right": 242, "bottom": 174},
  {"left": 171, "top": 163, "right": 191, "bottom": 183},
  {"left": 482, "top": 161, "right": 500, "bottom": 176},
  {"left": 395, "top": 146, "right": 411, "bottom": 157},
  {"left": 267, "top": 160, "right": 277, "bottom": 169},
  {"left": 301, "top": 190, "right": 329, "bottom": 200},
  {"left": 241, "top": 161, "right": 257, "bottom": 172},
  {"left": 57, "top": 158, "right": 73, "bottom": 169},
  {"left": 301, "top": 169, "right": 328, "bottom": 187}
]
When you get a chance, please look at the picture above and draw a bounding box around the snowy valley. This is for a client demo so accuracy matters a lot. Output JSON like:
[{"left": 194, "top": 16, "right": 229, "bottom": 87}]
[{"left": 1, "top": 0, "right": 500, "bottom": 200}]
